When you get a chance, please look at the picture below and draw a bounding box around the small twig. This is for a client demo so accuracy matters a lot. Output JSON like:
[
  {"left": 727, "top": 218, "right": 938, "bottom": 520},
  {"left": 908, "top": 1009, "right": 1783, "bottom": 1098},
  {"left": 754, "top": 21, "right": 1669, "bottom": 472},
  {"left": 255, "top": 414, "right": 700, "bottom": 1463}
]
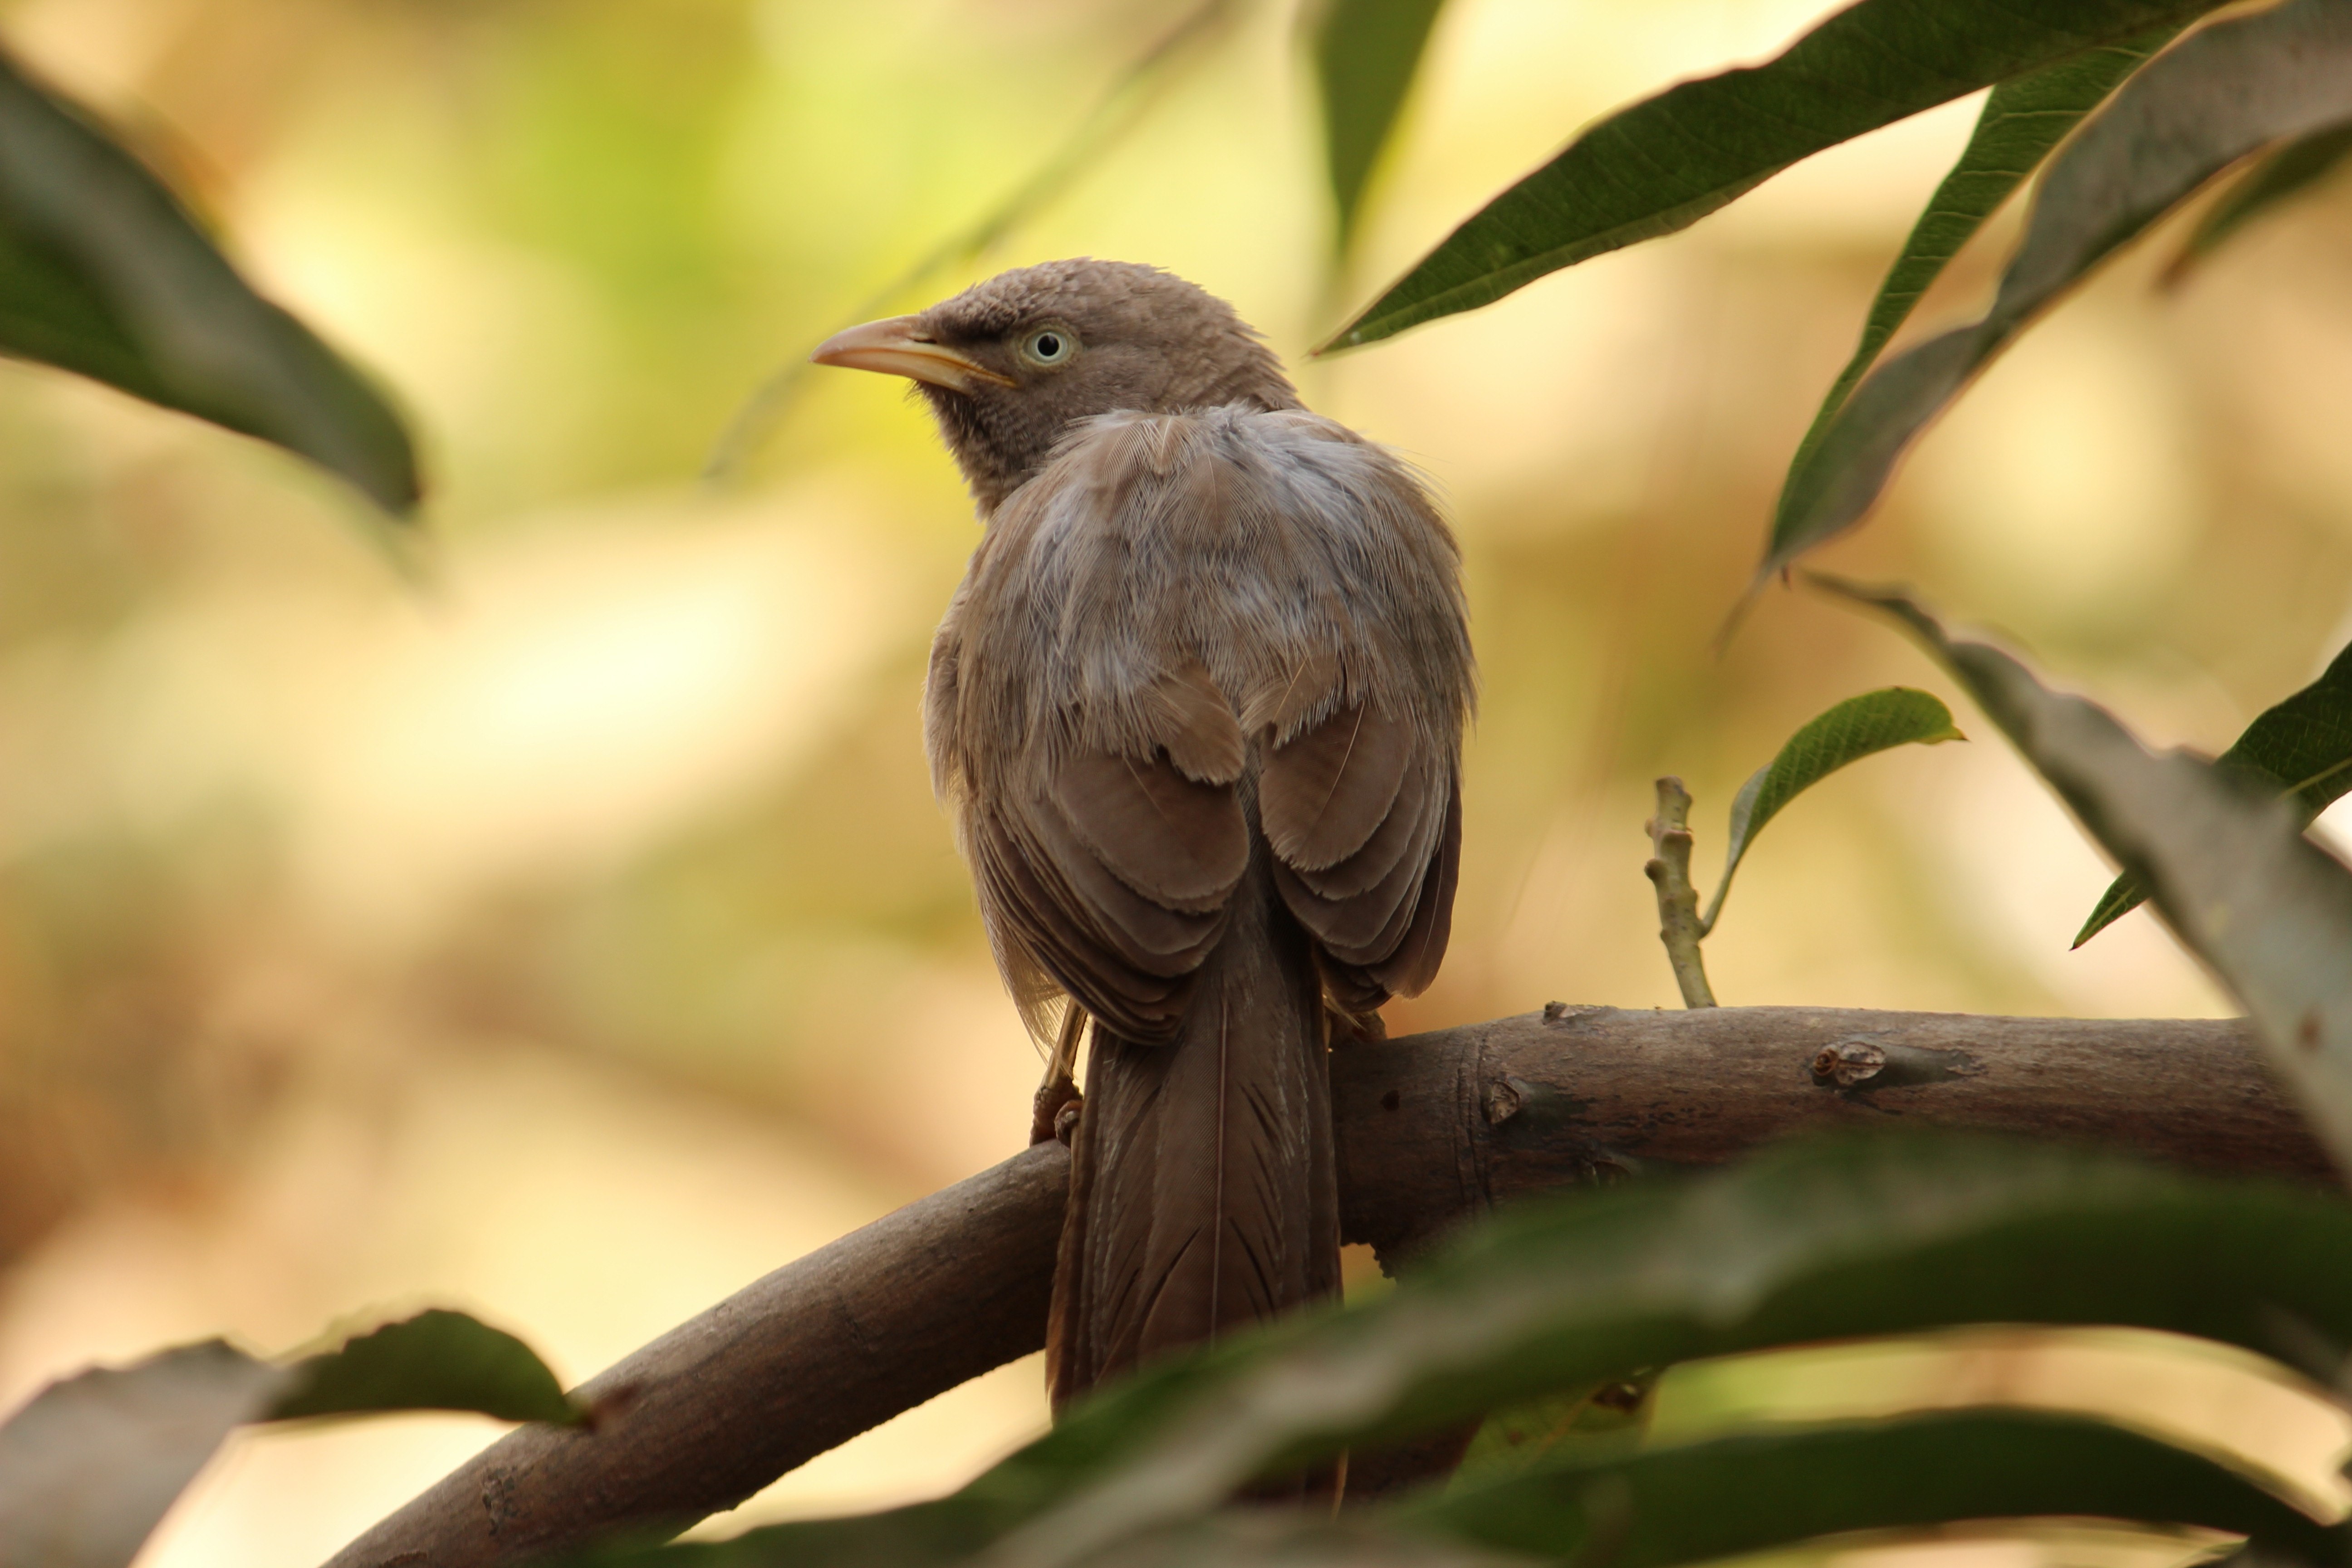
[
  {"left": 1031, "top": 1004, "right": 1088, "bottom": 1145},
  {"left": 1644, "top": 777, "right": 1718, "bottom": 1008}
]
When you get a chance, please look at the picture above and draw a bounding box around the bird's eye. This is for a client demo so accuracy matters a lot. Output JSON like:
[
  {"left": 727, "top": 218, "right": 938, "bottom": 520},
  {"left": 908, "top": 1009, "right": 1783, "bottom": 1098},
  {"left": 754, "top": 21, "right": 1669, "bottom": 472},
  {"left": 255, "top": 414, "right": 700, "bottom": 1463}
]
[{"left": 1020, "top": 326, "right": 1075, "bottom": 366}]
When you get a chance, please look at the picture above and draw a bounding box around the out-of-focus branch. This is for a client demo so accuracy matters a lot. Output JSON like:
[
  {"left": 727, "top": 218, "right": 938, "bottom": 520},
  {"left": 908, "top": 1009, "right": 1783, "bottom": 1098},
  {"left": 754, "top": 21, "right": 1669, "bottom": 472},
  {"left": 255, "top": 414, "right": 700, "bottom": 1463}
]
[
  {"left": 326, "top": 1006, "right": 2325, "bottom": 1568},
  {"left": 1644, "top": 776, "right": 1717, "bottom": 1007}
]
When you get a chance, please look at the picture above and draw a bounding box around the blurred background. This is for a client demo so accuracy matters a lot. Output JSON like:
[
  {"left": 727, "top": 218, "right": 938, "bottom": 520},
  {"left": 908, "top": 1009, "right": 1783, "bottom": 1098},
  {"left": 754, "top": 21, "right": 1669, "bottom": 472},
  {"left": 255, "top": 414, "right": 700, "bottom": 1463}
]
[{"left": 0, "top": 0, "right": 2347, "bottom": 1562}]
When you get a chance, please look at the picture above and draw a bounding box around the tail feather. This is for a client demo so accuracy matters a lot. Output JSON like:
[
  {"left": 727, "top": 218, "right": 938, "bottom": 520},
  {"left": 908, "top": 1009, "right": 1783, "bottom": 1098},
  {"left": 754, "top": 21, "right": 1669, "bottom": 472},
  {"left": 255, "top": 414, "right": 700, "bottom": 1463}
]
[{"left": 1047, "top": 851, "right": 1338, "bottom": 1409}]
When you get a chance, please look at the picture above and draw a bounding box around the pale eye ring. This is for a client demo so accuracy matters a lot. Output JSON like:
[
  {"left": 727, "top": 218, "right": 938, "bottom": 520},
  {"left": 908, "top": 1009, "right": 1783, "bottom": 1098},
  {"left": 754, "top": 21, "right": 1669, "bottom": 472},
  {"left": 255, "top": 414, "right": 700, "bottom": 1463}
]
[{"left": 1021, "top": 326, "right": 1076, "bottom": 366}]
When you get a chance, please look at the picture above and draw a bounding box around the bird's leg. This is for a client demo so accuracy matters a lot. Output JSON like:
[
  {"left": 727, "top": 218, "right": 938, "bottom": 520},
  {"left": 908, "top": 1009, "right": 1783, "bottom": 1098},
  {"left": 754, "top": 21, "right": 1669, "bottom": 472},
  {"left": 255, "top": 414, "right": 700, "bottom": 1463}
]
[{"left": 1030, "top": 1001, "right": 1087, "bottom": 1145}]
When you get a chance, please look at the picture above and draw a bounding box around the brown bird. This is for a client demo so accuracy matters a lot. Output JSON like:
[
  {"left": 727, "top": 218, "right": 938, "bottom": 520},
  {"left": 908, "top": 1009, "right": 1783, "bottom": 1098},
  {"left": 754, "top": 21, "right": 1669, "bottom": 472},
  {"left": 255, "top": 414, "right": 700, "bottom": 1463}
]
[{"left": 812, "top": 259, "right": 1473, "bottom": 1411}]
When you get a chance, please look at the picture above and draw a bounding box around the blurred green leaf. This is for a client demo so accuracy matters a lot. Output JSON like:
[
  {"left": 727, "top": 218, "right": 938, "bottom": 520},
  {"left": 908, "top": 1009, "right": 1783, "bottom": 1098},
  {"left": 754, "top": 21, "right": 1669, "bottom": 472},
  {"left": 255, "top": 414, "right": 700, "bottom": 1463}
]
[
  {"left": 270, "top": 1307, "right": 579, "bottom": 1425},
  {"left": 2166, "top": 121, "right": 2352, "bottom": 283},
  {"left": 0, "top": 1310, "right": 573, "bottom": 1568},
  {"left": 1764, "top": 0, "right": 2352, "bottom": 578},
  {"left": 1700, "top": 687, "right": 1964, "bottom": 936},
  {"left": 2078, "top": 636, "right": 2352, "bottom": 946},
  {"left": 954, "top": 1136, "right": 2352, "bottom": 1568},
  {"left": 545, "top": 1137, "right": 2352, "bottom": 1568},
  {"left": 1322, "top": 0, "right": 2224, "bottom": 351},
  {"left": 0, "top": 44, "right": 420, "bottom": 514},
  {"left": 1786, "top": 29, "right": 2181, "bottom": 482},
  {"left": 1452, "top": 1373, "right": 1655, "bottom": 1490},
  {"left": 1821, "top": 578, "right": 2352, "bottom": 1169},
  {"left": 1403, "top": 1410, "right": 2341, "bottom": 1568},
  {"left": 1311, "top": 0, "right": 1448, "bottom": 252}
]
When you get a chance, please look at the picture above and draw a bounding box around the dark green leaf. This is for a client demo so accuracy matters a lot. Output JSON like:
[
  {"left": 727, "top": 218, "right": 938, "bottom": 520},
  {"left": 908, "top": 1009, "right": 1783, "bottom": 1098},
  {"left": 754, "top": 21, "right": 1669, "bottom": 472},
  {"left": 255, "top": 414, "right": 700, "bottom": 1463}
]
[
  {"left": 2167, "top": 122, "right": 2352, "bottom": 283},
  {"left": 270, "top": 1307, "right": 579, "bottom": 1425},
  {"left": 1403, "top": 1411, "right": 2340, "bottom": 1568},
  {"left": 1322, "top": 0, "right": 2224, "bottom": 351},
  {"left": 0, "top": 1309, "right": 574, "bottom": 1568},
  {"left": 1701, "top": 687, "right": 1964, "bottom": 936},
  {"left": 1450, "top": 1373, "right": 1655, "bottom": 1490},
  {"left": 0, "top": 45, "right": 419, "bottom": 513},
  {"left": 1311, "top": 0, "right": 1448, "bottom": 252},
  {"left": 1764, "top": 0, "right": 2352, "bottom": 577},
  {"left": 956, "top": 1136, "right": 2352, "bottom": 1568},
  {"left": 1787, "top": 29, "right": 2181, "bottom": 482},
  {"left": 2078, "top": 636, "right": 2352, "bottom": 945},
  {"left": 1820, "top": 578, "right": 2352, "bottom": 1167}
]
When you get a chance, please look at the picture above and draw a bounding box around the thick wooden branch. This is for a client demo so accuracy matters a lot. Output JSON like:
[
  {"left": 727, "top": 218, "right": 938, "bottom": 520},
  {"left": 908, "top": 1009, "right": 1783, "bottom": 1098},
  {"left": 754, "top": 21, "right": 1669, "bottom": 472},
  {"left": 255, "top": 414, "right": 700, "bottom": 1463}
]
[{"left": 326, "top": 1006, "right": 2330, "bottom": 1568}]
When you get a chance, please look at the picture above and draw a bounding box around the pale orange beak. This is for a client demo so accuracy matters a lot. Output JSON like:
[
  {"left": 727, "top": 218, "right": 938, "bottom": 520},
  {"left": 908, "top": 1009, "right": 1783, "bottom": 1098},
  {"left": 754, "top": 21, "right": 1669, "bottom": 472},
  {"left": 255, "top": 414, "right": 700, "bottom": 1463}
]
[{"left": 808, "top": 316, "right": 1015, "bottom": 394}]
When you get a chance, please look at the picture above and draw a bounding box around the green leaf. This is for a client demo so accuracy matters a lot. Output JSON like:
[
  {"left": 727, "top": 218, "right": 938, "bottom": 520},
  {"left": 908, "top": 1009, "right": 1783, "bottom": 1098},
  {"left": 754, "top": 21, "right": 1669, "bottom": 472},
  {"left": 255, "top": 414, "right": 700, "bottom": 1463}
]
[
  {"left": 2167, "top": 121, "right": 2352, "bottom": 283},
  {"left": 1701, "top": 687, "right": 1964, "bottom": 936},
  {"left": 1311, "top": 0, "right": 1448, "bottom": 252},
  {"left": 269, "top": 1307, "right": 579, "bottom": 1425},
  {"left": 1450, "top": 1373, "right": 1655, "bottom": 1490},
  {"left": 1787, "top": 29, "right": 2181, "bottom": 484},
  {"left": 1819, "top": 578, "right": 2352, "bottom": 1170},
  {"left": 1402, "top": 1410, "right": 2341, "bottom": 1568},
  {"left": 593, "top": 1409, "right": 2341, "bottom": 1568},
  {"left": 1321, "top": 0, "right": 2225, "bottom": 352},
  {"left": 0, "top": 1310, "right": 574, "bottom": 1568},
  {"left": 959, "top": 1135, "right": 2352, "bottom": 1568},
  {"left": 1763, "top": 0, "right": 2352, "bottom": 578},
  {"left": 2077, "top": 635, "right": 2352, "bottom": 946},
  {"left": 541, "top": 1137, "right": 2352, "bottom": 1568},
  {"left": 0, "top": 45, "right": 419, "bottom": 513}
]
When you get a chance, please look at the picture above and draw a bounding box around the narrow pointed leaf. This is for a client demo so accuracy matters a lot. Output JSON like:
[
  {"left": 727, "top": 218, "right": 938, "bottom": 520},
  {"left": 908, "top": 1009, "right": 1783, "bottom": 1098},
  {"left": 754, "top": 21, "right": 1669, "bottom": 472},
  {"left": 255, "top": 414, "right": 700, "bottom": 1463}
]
[
  {"left": 0, "top": 46, "right": 419, "bottom": 513},
  {"left": 1323, "top": 0, "right": 2226, "bottom": 351},
  {"left": 1787, "top": 28, "right": 2181, "bottom": 482},
  {"left": 2078, "top": 636, "right": 2352, "bottom": 946},
  {"left": 0, "top": 1310, "right": 574, "bottom": 1568},
  {"left": 1701, "top": 687, "right": 1964, "bottom": 935},
  {"left": 2167, "top": 121, "right": 2352, "bottom": 282},
  {"left": 1821, "top": 579, "right": 2352, "bottom": 1171},
  {"left": 1765, "top": 0, "right": 2352, "bottom": 576},
  {"left": 1312, "top": 0, "right": 1449, "bottom": 252},
  {"left": 1402, "top": 1411, "right": 2340, "bottom": 1568},
  {"left": 542, "top": 1137, "right": 2352, "bottom": 1568},
  {"left": 966, "top": 1136, "right": 2352, "bottom": 1568},
  {"left": 1451, "top": 1375, "right": 1655, "bottom": 1489}
]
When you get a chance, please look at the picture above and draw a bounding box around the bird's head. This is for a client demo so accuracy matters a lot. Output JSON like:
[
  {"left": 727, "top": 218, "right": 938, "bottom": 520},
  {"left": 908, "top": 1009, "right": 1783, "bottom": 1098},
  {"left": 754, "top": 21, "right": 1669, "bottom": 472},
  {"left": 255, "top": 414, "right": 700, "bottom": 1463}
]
[{"left": 810, "top": 259, "right": 1299, "bottom": 514}]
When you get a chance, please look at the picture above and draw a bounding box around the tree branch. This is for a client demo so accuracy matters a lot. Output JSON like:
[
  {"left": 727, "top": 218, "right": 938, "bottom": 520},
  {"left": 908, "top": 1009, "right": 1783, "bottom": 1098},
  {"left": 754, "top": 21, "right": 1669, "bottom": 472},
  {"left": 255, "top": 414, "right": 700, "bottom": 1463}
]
[{"left": 326, "top": 1006, "right": 2326, "bottom": 1567}]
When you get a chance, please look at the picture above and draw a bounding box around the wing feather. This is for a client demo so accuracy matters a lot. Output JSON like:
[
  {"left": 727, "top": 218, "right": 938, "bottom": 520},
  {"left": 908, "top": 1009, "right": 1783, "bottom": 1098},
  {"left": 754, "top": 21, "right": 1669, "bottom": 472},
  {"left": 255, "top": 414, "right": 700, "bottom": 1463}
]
[{"left": 1260, "top": 704, "right": 1410, "bottom": 872}]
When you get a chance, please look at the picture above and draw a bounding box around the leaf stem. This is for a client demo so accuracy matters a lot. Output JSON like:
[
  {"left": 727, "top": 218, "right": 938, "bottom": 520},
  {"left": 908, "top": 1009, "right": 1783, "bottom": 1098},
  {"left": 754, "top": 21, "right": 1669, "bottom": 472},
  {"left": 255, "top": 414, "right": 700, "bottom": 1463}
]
[{"left": 1644, "top": 777, "right": 1718, "bottom": 1009}]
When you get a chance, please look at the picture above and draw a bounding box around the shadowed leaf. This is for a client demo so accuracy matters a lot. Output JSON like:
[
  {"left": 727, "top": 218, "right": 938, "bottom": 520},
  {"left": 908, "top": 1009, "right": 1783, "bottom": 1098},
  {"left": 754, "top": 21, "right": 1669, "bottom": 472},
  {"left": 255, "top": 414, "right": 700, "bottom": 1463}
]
[
  {"left": 543, "top": 1137, "right": 2352, "bottom": 1568},
  {"left": 1450, "top": 1375, "right": 1655, "bottom": 1490},
  {"left": 1821, "top": 578, "right": 2352, "bottom": 1170},
  {"left": 1764, "top": 0, "right": 2352, "bottom": 577},
  {"left": 0, "top": 1342, "right": 286, "bottom": 1568},
  {"left": 0, "top": 47, "right": 419, "bottom": 513},
  {"left": 0, "top": 1310, "right": 574, "bottom": 1568},
  {"left": 1311, "top": 0, "right": 1449, "bottom": 252},
  {"left": 2166, "top": 120, "right": 2352, "bottom": 283},
  {"left": 1402, "top": 1410, "right": 2339, "bottom": 1568},
  {"left": 1786, "top": 28, "right": 2181, "bottom": 484},
  {"left": 1322, "top": 0, "right": 2225, "bottom": 351},
  {"left": 270, "top": 1307, "right": 578, "bottom": 1425},
  {"left": 1701, "top": 687, "right": 1964, "bottom": 936},
  {"left": 2078, "top": 636, "right": 2352, "bottom": 946}
]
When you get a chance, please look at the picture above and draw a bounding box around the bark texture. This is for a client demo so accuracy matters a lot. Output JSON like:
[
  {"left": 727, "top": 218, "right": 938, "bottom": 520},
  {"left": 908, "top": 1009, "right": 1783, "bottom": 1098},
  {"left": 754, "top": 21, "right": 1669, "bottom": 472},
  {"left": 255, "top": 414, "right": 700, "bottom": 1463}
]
[{"left": 326, "top": 1006, "right": 2328, "bottom": 1568}]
